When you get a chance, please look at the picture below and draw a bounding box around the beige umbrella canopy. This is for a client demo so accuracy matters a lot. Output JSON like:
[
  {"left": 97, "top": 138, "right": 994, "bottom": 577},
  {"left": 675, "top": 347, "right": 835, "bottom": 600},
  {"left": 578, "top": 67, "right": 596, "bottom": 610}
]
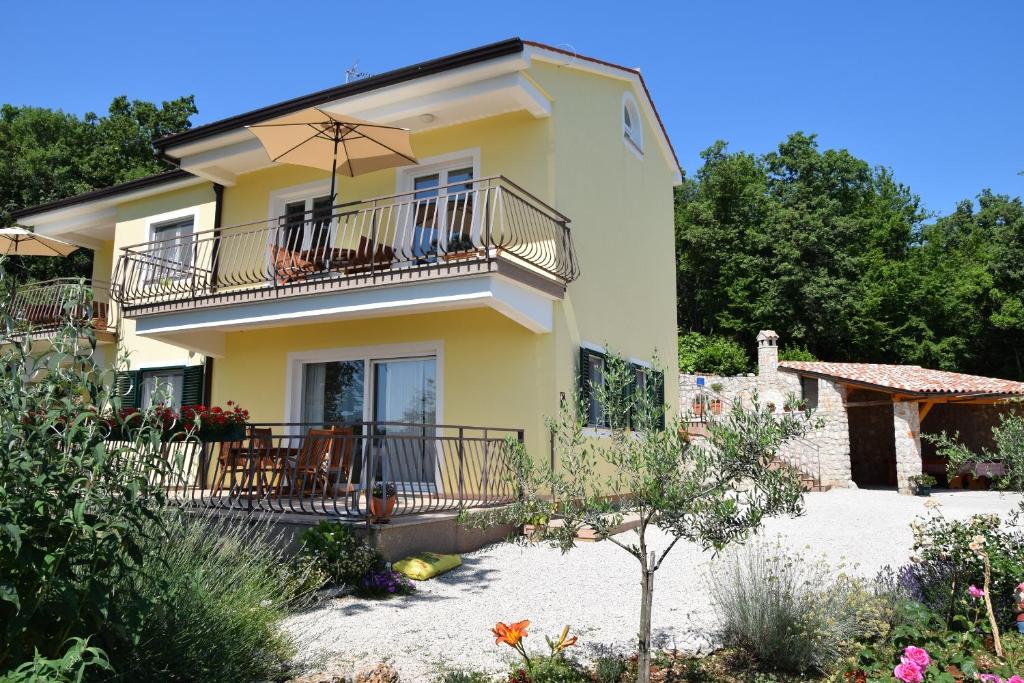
[
  {"left": 246, "top": 107, "right": 417, "bottom": 201},
  {"left": 0, "top": 228, "right": 79, "bottom": 256}
]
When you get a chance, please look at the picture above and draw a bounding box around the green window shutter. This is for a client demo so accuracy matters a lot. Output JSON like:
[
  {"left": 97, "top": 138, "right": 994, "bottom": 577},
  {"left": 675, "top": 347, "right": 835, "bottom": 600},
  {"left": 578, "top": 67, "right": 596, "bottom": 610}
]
[
  {"left": 181, "top": 365, "right": 205, "bottom": 407},
  {"left": 578, "top": 346, "right": 592, "bottom": 425},
  {"left": 652, "top": 369, "right": 666, "bottom": 431},
  {"left": 628, "top": 363, "right": 643, "bottom": 431},
  {"left": 114, "top": 370, "right": 141, "bottom": 409}
]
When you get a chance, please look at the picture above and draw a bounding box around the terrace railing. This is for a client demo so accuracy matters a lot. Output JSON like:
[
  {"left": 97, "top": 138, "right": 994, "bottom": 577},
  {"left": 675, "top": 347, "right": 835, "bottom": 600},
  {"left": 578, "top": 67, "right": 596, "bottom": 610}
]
[
  {"left": 127, "top": 422, "right": 522, "bottom": 518},
  {"left": 10, "top": 278, "right": 112, "bottom": 333},
  {"left": 112, "top": 176, "right": 579, "bottom": 310}
]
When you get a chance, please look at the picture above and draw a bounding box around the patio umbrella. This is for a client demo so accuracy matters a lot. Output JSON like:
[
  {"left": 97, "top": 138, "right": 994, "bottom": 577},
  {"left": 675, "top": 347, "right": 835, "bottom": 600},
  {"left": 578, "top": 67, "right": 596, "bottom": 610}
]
[
  {"left": 246, "top": 107, "right": 417, "bottom": 202},
  {"left": 0, "top": 228, "right": 79, "bottom": 256}
]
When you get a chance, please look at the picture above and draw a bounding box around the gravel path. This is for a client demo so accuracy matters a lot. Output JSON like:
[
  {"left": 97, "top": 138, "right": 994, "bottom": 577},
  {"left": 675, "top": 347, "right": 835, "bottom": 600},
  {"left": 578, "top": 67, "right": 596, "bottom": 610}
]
[{"left": 283, "top": 489, "right": 1021, "bottom": 681}]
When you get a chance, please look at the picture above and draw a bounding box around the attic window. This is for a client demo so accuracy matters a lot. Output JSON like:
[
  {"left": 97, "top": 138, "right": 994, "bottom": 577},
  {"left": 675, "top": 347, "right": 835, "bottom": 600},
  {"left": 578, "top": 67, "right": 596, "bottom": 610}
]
[{"left": 622, "top": 92, "right": 643, "bottom": 155}]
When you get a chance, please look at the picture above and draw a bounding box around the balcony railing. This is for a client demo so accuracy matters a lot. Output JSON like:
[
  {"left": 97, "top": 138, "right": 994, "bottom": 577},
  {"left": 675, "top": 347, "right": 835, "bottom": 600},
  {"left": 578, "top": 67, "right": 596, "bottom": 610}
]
[
  {"left": 126, "top": 422, "right": 522, "bottom": 518},
  {"left": 112, "top": 176, "right": 579, "bottom": 310},
  {"left": 10, "top": 278, "right": 111, "bottom": 333}
]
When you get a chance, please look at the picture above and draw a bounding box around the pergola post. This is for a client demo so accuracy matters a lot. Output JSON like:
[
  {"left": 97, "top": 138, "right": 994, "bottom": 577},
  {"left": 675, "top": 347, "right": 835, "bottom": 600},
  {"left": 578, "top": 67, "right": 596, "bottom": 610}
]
[{"left": 893, "top": 401, "right": 923, "bottom": 493}]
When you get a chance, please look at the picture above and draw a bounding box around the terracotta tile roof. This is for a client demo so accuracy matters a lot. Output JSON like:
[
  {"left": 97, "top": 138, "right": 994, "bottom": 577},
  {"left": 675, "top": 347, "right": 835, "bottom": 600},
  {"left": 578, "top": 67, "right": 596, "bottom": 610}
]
[{"left": 778, "top": 361, "right": 1024, "bottom": 396}]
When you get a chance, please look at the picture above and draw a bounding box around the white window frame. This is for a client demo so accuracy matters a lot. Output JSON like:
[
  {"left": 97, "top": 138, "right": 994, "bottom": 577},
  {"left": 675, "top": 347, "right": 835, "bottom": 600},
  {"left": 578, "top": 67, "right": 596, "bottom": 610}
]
[
  {"left": 284, "top": 341, "right": 446, "bottom": 491},
  {"left": 267, "top": 179, "right": 336, "bottom": 253},
  {"left": 143, "top": 207, "right": 197, "bottom": 285},
  {"left": 396, "top": 149, "right": 482, "bottom": 254},
  {"left": 284, "top": 340, "right": 445, "bottom": 429},
  {"left": 622, "top": 91, "right": 644, "bottom": 158},
  {"left": 139, "top": 367, "right": 185, "bottom": 410}
]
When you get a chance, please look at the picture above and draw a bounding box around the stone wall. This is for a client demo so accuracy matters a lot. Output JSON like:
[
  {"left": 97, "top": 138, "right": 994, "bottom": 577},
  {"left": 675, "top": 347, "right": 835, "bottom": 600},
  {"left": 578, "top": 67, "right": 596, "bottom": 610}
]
[
  {"left": 678, "top": 369, "right": 852, "bottom": 488},
  {"left": 893, "top": 401, "right": 923, "bottom": 493}
]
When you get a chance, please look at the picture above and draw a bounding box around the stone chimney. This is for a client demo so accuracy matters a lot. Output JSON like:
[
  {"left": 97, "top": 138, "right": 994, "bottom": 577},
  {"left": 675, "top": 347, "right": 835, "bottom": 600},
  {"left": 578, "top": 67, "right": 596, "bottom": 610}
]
[{"left": 756, "top": 330, "right": 780, "bottom": 380}]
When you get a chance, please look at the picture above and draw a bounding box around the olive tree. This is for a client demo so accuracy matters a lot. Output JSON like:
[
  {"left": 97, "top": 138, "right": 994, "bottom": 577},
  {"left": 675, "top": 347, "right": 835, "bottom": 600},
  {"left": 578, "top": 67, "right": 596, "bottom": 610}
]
[{"left": 465, "top": 352, "right": 818, "bottom": 683}]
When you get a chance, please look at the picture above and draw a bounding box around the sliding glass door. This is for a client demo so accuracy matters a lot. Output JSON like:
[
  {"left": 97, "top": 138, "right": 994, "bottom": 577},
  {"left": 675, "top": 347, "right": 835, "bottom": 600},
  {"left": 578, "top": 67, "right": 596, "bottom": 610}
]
[
  {"left": 372, "top": 357, "right": 437, "bottom": 491},
  {"left": 298, "top": 354, "right": 438, "bottom": 491}
]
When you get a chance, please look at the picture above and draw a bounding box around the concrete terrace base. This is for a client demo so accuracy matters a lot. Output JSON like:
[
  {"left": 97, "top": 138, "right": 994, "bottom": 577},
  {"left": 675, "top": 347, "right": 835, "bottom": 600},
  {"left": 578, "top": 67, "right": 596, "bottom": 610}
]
[{"left": 181, "top": 506, "right": 516, "bottom": 561}]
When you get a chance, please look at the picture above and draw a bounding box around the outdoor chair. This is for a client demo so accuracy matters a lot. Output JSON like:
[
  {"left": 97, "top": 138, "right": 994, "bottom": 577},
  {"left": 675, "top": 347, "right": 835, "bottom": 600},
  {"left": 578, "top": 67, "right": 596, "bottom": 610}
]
[
  {"left": 344, "top": 236, "right": 395, "bottom": 275},
  {"left": 282, "top": 427, "right": 358, "bottom": 500},
  {"left": 210, "top": 427, "right": 274, "bottom": 496}
]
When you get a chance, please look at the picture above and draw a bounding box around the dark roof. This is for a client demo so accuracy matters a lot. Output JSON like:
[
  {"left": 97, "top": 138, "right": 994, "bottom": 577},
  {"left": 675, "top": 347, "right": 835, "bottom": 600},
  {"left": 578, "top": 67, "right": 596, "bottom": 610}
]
[
  {"left": 9, "top": 169, "right": 195, "bottom": 220},
  {"left": 155, "top": 37, "right": 526, "bottom": 152},
  {"left": 779, "top": 361, "right": 1024, "bottom": 397}
]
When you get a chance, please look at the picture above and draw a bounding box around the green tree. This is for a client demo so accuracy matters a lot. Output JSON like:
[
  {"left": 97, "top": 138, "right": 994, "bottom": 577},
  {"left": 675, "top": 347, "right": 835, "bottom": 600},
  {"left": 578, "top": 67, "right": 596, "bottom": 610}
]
[
  {"left": 677, "top": 331, "right": 749, "bottom": 374},
  {"left": 464, "top": 352, "right": 816, "bottom": 683},
  {"left": 0, "top": 95, "right": 196, "bottom": 282},
  {"left": 676, "top": 132, "right": 925, "bottom": 364}
]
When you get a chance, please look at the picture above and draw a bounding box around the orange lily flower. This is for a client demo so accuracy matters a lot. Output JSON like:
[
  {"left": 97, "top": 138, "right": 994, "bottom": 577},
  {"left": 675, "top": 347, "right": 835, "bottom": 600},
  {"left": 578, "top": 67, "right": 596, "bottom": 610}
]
[{"left": 492, "top": 620, "right": 530, "bottom": 647}]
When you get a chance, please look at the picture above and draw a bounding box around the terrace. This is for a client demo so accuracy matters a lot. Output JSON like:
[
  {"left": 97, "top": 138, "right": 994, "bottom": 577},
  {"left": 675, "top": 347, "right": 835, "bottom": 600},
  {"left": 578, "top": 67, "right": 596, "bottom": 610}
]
[
  {"left": 9, "top": 277, "right": 115, "bottom": 343},
  {"left": 144, "top": 421, "right": 520, "bottom": 519}
]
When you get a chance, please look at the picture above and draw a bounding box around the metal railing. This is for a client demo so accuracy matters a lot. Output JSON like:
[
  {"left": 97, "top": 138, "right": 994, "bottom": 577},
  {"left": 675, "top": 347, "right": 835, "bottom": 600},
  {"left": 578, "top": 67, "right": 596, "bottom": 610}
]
[
  {"left": 111, "top": 176, "right": 579, "bottom": 309},
  {"left": 10, "top": 278, "right": 112, "bottom": 332},
  {"left": 124, "top": 422, "right": 522, "bottom": 518}
]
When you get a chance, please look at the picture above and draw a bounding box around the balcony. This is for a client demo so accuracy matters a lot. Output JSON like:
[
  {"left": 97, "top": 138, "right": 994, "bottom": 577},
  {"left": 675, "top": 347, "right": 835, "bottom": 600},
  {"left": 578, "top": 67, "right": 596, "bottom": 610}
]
[
  {"left": 111, "top": 176, "right": 579, "bottom": 342},
  {"left": 9, "top": 278, "right": 114, "bottom": 343},
  {"left": 137, "top": 422, "right": 521, "bottom": 518}
]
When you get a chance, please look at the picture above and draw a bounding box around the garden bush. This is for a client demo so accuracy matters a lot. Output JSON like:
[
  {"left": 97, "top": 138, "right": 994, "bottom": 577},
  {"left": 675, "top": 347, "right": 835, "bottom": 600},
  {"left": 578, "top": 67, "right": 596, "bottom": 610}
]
[
  {"left": 0, "top": 268, "right": 177, "bottom": 672},
  {"left": 710, "top": 542, "right": 902, "bottom": 674},
  {"left": 677, "top": 331, "right": 749, "bottom": 375},
  {"left": 903, "top": 510, "right": 1024, "bottom": 625},
  {"left": 299, "top": 520, "right": 385, "bottom": 587},
  {"left": 107, "top": 511, "right": 310, "bottom": 682}
]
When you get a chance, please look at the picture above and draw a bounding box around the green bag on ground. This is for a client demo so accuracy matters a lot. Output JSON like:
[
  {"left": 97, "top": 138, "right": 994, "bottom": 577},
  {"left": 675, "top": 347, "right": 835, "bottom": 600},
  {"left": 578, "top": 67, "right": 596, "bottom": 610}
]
[{"left": 393, "top": 552, "right": 461, "bottom": 580}]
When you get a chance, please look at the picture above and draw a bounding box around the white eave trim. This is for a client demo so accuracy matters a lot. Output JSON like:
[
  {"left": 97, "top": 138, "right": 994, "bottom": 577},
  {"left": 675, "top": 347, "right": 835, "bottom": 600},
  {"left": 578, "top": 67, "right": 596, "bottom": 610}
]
[
  {"left": 524, "top": 45, "right": 682, "bottom": 185},
  {"left": 17, "top": 175, "right": 207, "bottom": 237}
]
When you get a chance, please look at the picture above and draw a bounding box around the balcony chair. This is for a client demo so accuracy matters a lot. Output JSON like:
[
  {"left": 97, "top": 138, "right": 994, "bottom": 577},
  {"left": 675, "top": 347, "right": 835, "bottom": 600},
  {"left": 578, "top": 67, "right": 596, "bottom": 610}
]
[
  {"left": 344, "top": 236, "right": 395, "bottom": 275},
  {"left": 210, "top": 427, "right": 274, "bottom": 496},
  {"left": 282, "top": 427, "right": 359, "bottom": 501}
]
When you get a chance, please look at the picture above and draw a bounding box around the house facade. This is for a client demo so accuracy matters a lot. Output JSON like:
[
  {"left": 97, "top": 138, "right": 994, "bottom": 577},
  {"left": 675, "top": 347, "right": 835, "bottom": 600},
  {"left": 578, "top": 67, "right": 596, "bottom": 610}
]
[{"left": 10, "top": 39, "right": 681, "bottom": 526}]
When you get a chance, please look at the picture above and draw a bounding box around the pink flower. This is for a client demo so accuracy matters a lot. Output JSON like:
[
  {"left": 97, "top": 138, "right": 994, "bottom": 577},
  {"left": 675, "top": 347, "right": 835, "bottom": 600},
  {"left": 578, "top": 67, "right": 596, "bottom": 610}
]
[
  {"left": 1007, "top": 676, "right": 1023, "bottom": 683},
  {"left": 894, "top": 661, "right": 923, "bottom": 683},
  {"left": 977, "top": 675, "right": 1004, "bottom": 683},
  {"left": 902, "top": 646, "right": 931, "bottom": 668},
  {"left": 969, "top": 585, "right": 985, "bottom": 599}
]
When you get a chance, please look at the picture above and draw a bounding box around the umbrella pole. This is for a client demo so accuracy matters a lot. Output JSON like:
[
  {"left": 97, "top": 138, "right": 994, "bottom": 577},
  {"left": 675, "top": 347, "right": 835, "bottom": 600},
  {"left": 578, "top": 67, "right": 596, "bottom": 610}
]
[{"left": 330, "top": 132, "right": 339, "bottom": 203}]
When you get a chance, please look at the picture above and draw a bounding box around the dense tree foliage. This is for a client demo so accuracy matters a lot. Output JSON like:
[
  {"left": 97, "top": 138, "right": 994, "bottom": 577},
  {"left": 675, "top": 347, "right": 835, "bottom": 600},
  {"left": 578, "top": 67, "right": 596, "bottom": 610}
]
[
  {"left": 676, "top": 132, "right": 1024, "bottom": 379},
  {"left": 0, "top": 95, "right": 196, "bottom": 282}
]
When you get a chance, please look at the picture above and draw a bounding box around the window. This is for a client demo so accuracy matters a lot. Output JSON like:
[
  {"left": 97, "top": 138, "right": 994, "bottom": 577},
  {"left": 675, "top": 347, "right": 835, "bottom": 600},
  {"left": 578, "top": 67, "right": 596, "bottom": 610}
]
[
  {"left": 147, "top": 217, "right": 194, "bottom": 283},
  {"left": 579, "top": 347, "right": 665, "bottom": 430},
  {"left": 279, "top": 194, "right": 332, "bottom": 253},
  {"left": 800, "top": 376, "right": 819, "bottom": 411},
  {"left": 410, "top": 166, "right": 475, "bottom": 259},
  {"left": 622, "top": 92, "right": 643, "bottom": 154},
  {"left": 140, "top": 368, "right": 184, "bottom": 410}
]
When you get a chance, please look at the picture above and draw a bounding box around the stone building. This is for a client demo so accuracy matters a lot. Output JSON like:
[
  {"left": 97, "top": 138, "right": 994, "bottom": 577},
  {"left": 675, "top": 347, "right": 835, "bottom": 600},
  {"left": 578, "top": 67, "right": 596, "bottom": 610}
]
[{"left": 680, "top": 331, "right": 1024, "bottom": 493}]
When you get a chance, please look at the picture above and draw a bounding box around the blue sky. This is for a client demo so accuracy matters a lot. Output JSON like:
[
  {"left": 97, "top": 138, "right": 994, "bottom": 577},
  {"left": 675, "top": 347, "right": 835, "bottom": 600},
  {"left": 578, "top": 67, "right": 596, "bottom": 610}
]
[{"left": 4, "top": 1, "right": 1021, "bottom": 216}]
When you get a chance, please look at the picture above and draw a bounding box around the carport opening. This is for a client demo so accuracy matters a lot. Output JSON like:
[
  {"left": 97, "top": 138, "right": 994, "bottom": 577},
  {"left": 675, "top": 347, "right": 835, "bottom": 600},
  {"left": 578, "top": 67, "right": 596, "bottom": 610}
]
[
  {"left": 847, "top": 388, "right": 897, "bottom": 488},
  {"left": 921, "top": 402, "right": 1020, "bottom": 489}
]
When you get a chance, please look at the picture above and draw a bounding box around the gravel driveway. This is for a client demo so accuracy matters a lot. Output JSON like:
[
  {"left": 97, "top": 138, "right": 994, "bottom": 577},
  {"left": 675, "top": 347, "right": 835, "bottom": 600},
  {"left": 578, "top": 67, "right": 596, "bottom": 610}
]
[{"left": 283, "top": 489, "right": 1021, "bottom": 681}]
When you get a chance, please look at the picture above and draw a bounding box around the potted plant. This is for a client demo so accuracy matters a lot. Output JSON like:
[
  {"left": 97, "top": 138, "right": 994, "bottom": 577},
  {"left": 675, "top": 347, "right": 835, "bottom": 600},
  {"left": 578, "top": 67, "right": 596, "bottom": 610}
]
[
  {"left": 370, "top": 481, "right": 398, "bottom": 522},
  {"left": 441, "top": 234, "right": 479, "bottom": 261},
  {"left": 1014, "top": 583, "right": 1024, "bottom": 634},
  {"left": 710, "top": 399, "right": 723, "bottom": 415},
  {"left": 691, "top": 399, "right": 704, "bottom": 417},
  {"left": 908, "top": 473, "right": 937, "bottom": 496}
]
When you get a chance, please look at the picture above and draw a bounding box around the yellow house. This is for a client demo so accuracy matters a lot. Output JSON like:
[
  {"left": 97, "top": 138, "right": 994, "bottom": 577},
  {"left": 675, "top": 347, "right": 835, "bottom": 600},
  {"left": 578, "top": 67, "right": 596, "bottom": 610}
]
[{"left": 11, "top": 39, "right": 680, "bottom": 535}]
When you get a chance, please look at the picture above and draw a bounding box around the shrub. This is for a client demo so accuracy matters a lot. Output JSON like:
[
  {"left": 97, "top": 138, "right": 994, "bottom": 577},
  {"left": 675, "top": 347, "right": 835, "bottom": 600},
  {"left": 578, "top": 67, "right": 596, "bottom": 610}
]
[
  {"left": 510, "top": 655, "right": 588, "bottom": 683},
  {"left": 0, "top": 268, "right": 175, "bottom": 670},
  {"left": 903, "top": 510, "right": 1024, "bottom": 625},
  {"left": 592, "top": 655, "right": 627, "bottom": 683},
  {"left": 108, "top": 511, "right": 307, "bottom": 682},
  {"left": 779, "top": 345, "right": 817, "bottom": 362},
  {"left": 435, "top": 669, "right": 494, "bottom": 683},
  {"left": 299, "top": 520, "right": 384, "bottom": 587},
  {"left": 710, "top": 543, "right": 901, "bottom": 674},
  {"left": 0, "top": 638, "right": 111, "bottom": 683},
  {"left": 677, "top": 331, "right": 749, "bottom": 375}
]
